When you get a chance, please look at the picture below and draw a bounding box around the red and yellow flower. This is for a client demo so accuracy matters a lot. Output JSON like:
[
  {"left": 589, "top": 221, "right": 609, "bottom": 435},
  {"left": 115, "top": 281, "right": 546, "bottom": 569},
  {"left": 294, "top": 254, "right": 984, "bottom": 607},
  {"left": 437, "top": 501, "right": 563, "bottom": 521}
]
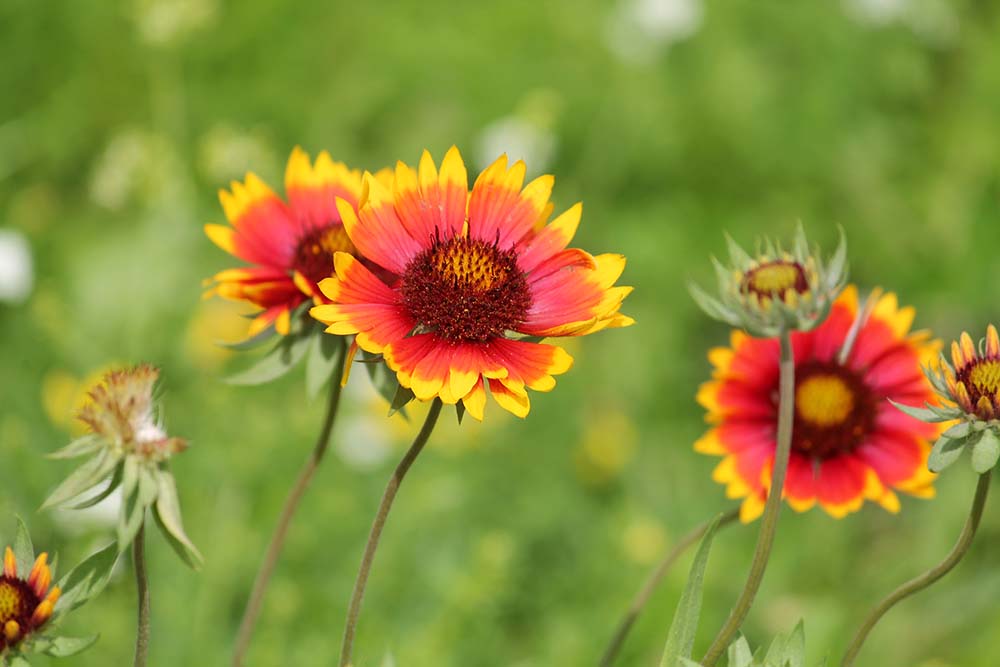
[
  {"left": 310, "top": 147, "right": 633, "bottom": 420},
  {"left": 0, "top": 547, "right": 59, "bottom": 653},
  {"left": 697, "top": 286, "right": 941, "bottom": 521},
  {"left": 204, "top": 147, "right": 367, "bottom": 337}
]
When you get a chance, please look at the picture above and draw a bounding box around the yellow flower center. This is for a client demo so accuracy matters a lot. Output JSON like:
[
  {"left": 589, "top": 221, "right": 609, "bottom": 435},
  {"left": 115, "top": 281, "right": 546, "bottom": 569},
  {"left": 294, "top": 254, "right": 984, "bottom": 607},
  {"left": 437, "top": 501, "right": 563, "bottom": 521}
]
[
  {"left": 402, "top": 235, "right": 532, "bottom": 342},
  {"left": 741, "top": 260, "right": 808, "bottom": 302},
  {"left": 969, "top": 359, "right": 1000, "bottom": 395},
  {"left": 0, "top": 579, "right": 29, "bottom": 626},
  {"left": 796, "top": 374, "right": 855, "bottom": 427}
]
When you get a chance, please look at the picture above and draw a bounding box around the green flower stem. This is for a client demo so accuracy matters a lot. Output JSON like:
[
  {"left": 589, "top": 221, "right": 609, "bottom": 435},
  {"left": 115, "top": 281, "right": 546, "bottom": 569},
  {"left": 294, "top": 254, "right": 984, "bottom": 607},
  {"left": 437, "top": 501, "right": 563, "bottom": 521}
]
[
  {"left": 232, "top": 344, "right": 347, "bottom": 667},
  {"left": 340, "top": 398, "right": 444, "bottom": 667},
  {"left": 133, "top": 521, "right": 150, "bottom": 667},
  {"left": 702, "top": 328, "right": 795, "bottom": 666},
  {"left": 841, "top": 469, "right": 993, "bottom": 667},
  {"left": 599, "top": 507, "right": 741, "bottom": 667}
]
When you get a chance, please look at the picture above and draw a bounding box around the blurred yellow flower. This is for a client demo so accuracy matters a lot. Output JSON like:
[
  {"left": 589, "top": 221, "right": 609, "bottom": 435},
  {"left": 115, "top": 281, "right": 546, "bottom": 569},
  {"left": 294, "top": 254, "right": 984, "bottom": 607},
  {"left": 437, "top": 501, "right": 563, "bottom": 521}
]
[
  {"left": 622, "top": 516, "right": 669, "bottom": 566},
  {"left": 574, "top": 408, "right": 637, "bottom": 485},
  {"left": 41, "top": 365, "right": 119, "bottom": 435}
]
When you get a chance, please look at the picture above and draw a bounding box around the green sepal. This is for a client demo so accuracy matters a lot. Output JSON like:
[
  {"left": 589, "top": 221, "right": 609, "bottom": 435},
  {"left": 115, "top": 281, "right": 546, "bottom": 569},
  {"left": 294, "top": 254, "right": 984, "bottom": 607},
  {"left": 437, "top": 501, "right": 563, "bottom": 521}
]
[
  {"left": 13, "top": 516, "right": 34, "bottom": 575},
  {"left": 305, "top": 333, "right": 345, "bottom": 400},
  {"left": 928, "top": 434, "right": 967, "bottom": 473},
  {"left": 388, "top": 385, "right": 415, "bottom": 418},
  {"left": 688, "top": 282, "right": 738, "bottom": 326},
  {"left": 216, "top": 323, "right": 277, "bottom": 351},
  {"left": 725, "top": 234, "right": 754, "bottom": 270},
  {"left": 54, "top": 541, "right": 118, "bottom": 617},
  {"left": 41, "top": 449, "right": 120, "bottom": 511},
  {"left": 727, "top": 635, "right": 753, "bottom": 667},
  {"left": 7, "top": 654, "right": 32, "bottom": 666},
  {"left": 46, "top": 435, "right": 103, "bottom": 460},
  {"left": 225, "top": 323, "right": 315, "bottom": 386},
  {"left": 659, "top": 515, "right": 722, "bottom": 666},
  {"left": 38, "top": 634, "right": 99, "bottom": 657},
  {"left": 678, "top": 660, "right": 702, "bottom": 667},
  {"left": 118, "top": 462, "right": 159, "bottom": 551},
  {"left": 68, "top": 463, "right": 123, "bottom": 510},
  {"left": 889, "top": 400, "right": 958, "bottom": 424},
  {"left": 971, "top": 429, "right": 1000, "bottom": 474},
  {"left": 943, "top": 421, "right": 972, "bottom": 439},
  {"left": 152, "top": 470, "right": 203, "bottom": 570},
  {"left": 455, "top": 401, "right": 466, "bottom": 425}
]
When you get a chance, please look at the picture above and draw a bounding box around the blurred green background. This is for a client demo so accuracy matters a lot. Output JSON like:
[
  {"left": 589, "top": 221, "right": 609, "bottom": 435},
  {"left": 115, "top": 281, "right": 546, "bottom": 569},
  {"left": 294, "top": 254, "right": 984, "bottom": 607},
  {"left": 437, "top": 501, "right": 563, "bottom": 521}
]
[{"left": 3, "top": 0, "right": 1000, "bottom": 665}]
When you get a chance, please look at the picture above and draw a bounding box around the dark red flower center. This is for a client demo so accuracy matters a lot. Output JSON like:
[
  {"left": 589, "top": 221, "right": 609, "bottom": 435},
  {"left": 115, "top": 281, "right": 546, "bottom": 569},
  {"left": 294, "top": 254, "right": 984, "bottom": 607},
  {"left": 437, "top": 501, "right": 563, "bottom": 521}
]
[
  {"left": 0, "top": 576, "right": 38, "bottom": 649},
  {"left": 401, "top": 234, "right": 532, "bottom": 343},
  {"left": 957, "top": 357, "right": 1000, "bottom": 419},
  {"left": 741, "top": 260, "right": 808, "bottom": 302},
  {"left": 789, "top": 361, "right": 876, "bottom": 459},
  {"left": 293, "top": 223, "right": 355, "bottom": 285}
]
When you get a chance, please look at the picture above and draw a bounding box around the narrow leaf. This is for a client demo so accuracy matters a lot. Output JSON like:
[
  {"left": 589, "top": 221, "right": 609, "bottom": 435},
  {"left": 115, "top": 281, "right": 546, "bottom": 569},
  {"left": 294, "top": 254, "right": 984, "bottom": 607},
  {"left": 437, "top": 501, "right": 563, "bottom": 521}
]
[
  {"left": 216, "top": 323, "right": 277, "bottom": 351},
  {"left": 55, "top": 541, "right": 118, "bottom": 614},
  {"left": 153, "top": 471, "right": 203, "bottom": 569},
  {"left": 41, "top": 450, "right": 119, "bottom": 510},
  {"left": 305, "top": 333, "right": 345, "bottom": 400},
  {"left": 971, "top": 429, "right": 1000, "bottom": 474},
  {"left": 889, "top": 400, "right": 954, "bottom": 423},
  {"left": 225, "top": 331, "right": 311, "bottom": 386},
  {"left": 68, "top": 463, "right": 123, "bottom": 510},
  {"left": 13, "top": 516, "right": 34, "bottom": 575},
  {"left": 659, "top": 515, "right": 722, "bottom": 667},
  {"left": 46, "top": 435, "right": 103, "bottom": 460}
]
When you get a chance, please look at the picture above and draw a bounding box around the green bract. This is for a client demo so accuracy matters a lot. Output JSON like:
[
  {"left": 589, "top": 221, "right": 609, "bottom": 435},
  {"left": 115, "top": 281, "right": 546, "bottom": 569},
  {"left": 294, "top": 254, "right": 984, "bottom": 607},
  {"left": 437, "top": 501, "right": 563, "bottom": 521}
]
[{"left": 689, "top": 225, "right": 847, "bottom": 338}]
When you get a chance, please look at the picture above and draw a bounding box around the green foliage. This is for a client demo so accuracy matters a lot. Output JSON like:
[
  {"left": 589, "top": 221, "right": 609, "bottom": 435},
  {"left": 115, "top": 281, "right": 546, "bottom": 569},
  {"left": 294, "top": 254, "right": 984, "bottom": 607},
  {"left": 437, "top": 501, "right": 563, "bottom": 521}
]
[{"left": 659, "top": 515, "right": 721, "bottom": 667}]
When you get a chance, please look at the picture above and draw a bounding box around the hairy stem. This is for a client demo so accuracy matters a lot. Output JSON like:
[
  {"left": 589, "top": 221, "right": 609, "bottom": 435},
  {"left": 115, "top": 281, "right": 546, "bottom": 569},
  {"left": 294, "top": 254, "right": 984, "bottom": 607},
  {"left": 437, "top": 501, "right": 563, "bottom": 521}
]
[
  {"left": 702, "top": 329, "right": 795, "bottom": 666},
  {"left": 600, "top": 507, "right": 741, "bottom": 667},
  {"left": 232, "top": 343, "right": 346, "bottom": 667},
  {"left": 133, "top": 522, "right": 150, "bottom": 667},
  {"left": 841, "top": 470, "right": 992, "bottom": 667},
  {"left": 339, "top": 398, "right": 444, "bottom": 667}
]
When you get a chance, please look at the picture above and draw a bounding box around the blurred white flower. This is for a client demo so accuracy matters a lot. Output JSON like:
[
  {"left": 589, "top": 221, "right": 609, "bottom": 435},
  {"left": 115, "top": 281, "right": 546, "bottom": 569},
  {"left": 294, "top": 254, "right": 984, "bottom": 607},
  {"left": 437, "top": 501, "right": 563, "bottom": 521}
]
[
  {"left": 0, "top": 229, "right": 33, "bottom": 303},
  {"left": 606, "top": 0, "right": 704, "bottom": 64},
  {"left": 335, "top": 380, "right": 395, "bottom": 470},
  {"left": 134, "top": 0, "right": 218, "bottom": 46},
  {"left": 198, "top": 124, "right": 278, "bottom": 186},
  {"left": 476, "top": 117, "right": 556, "bottom": 175},
  {"left": 842, "top": 0, "right": 909, "bottom": 25},
  {"left": 843, "top": 0, "right": 958, "bottom": 44}
]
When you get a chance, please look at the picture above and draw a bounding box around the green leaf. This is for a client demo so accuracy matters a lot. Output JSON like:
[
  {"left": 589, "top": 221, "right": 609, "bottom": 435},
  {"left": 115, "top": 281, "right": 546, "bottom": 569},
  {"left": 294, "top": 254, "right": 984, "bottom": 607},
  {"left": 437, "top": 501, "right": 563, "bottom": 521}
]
[
  {"left": 783, "top": 621, "right": 806, "bottom": 667},
  {"left": 55, "top": 541, "right": 118, "bottom": 615},
  {"left": 678, "top": 660, "right": 702, "bottom": 667},
  {"left": 928, "top": 434, "right": 967, "bottom": 473},
  {"left": 41, "top": 450, "right": 119, "bottom": 510},
  {"left": 943, "top": 421, "right": 972, "bottom": 439},
  {"left": 41, "top": 634, "right": 99, "bottom": 657},
  {"left": 971, "top": 429, "right": 1000, "bottom": 474},
  {"left": 152, "top": 470, "right": 203, "bottom": 570},
  {"left": 47, "top": 435, "right": 103, "bottom": 460},
  {"left": 68, "top": 463, "right": 123, "bottom": 510},
  {"left": 727, "top": 635, "right": 753, "bottom": 667},
  {"left": 388, "top": 385, "right": 415, "bottom": 418},
  {"left": 305, "top": 333, "right": 345, "bottom": 400},
  {"left": 13, "top": 516, "right": 34, "bottom": 575},
  {"left": 659, "top": 515, "right": 722, "bottom": 667},
  {"left": 889, "top": 400, "right": 956, "bottom": 423},
  {"left": 216, "top": 323, "right": 277, "bottom": 351},
  {"left": 117, "top": 464, "right": 159, "bottom": 551},
  {"left": 7, "top": 654, "right": 32, "bottom": 667},
  {"left": 225, "top": 330, "right": 312, "bottom": 386}
]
